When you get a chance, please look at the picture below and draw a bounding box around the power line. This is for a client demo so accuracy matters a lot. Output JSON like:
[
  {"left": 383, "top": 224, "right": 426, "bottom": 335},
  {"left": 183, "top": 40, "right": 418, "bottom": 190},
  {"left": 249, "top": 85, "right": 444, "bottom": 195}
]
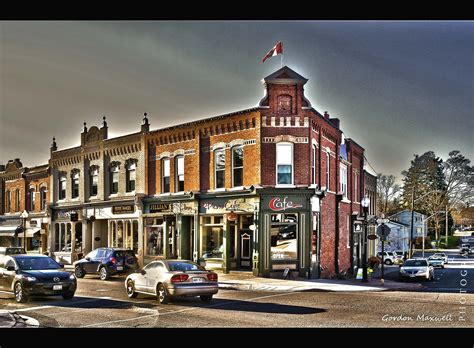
[{"left": 364, "top": 155, "right": 379, "bottom": 175}]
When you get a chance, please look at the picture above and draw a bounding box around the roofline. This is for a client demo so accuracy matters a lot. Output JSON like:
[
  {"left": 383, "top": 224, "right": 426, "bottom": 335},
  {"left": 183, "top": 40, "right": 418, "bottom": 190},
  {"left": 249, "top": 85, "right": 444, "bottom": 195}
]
[
  {"left": 148, "top": 107, "right": 259, "bottom": 135},
  {"left": 346, "top": 138, "right": 365, "bottom": 152}
]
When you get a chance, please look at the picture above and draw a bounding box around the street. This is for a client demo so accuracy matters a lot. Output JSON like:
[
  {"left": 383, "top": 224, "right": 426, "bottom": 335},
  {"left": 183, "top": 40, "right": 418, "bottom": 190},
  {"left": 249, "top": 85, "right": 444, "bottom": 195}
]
[{"left": 0, "top": 275, "right": 472, "bottom": 328}]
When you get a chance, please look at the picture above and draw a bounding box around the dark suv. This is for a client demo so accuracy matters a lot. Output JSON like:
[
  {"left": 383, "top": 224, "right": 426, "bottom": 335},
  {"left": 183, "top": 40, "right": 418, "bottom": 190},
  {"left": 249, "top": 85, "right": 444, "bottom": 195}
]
[{"left": 73, "top": 248, "right": 139, "bottom": 280}]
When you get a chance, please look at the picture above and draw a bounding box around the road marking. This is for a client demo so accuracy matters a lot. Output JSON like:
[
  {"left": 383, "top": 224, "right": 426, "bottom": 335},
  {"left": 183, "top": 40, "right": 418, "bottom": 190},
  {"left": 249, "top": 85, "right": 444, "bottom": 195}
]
[{"left": 81, "top": 291, "right": 299, "bottom": 327}]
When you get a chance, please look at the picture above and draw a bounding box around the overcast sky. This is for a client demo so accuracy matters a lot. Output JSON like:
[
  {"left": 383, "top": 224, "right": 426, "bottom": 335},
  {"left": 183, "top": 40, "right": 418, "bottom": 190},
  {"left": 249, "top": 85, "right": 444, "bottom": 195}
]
[{"left": 0, "top": 21, "right": 472, "bottom": 180}]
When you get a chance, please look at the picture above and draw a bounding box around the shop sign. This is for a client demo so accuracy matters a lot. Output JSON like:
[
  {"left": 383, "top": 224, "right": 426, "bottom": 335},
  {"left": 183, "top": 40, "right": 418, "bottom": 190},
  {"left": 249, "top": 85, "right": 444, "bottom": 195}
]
[
  {"left": 29, "top": 220, "right": 38, "bottom": 227},
  {"left": 55, "top": 210, "right": 80, "bottom": 221},
  {"left": 112, "top": 205, "right": 135, "bottom": 214},
  {"left": 149, "top": 203, "right": 172, "bottom": 213},
  {"left": 268, "top": 197, "right": 303, "bottom": 211},
  {"left": 227, "top": 212, "right": 238, "bottom": 221},
  {"left": 200, "top": 198, "right": 254, "bottom": 214}
]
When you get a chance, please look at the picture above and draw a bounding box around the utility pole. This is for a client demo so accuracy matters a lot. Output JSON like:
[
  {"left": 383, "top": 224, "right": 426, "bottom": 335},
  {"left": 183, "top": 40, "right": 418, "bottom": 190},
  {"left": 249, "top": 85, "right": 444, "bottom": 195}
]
[
  {"left": 445, "top": 204, "right": 449, "bottom": 248},
  {"left": 409, "top": 185, "right": 415, "bottom": 259}
]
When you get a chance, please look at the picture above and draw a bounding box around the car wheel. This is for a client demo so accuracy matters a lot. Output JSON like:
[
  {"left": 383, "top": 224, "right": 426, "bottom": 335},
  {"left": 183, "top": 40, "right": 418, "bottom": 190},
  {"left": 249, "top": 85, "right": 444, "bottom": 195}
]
[
  {"left": 157, "top": 283, "right": 170, "bottom": 304},
  {"left": 62, "top": 291, "right": 75, "bottom": 300},
  {"left": 99, "top": 267, "right": 110, "bottom": 281},
  {"left": 14, "top": 282, "right": 28, "bottom": 303},
  {"left": 126, "top": 280, "right": 138, "bottom": 298},
  {"left": 74, "top": 265, "right": 85, "bottom": 278},
  {"left": 385, "top": 259, "right": 392, "bottom": 265},
  {"left": 200, "top": 295, "right": 213, "bottom": 302}
]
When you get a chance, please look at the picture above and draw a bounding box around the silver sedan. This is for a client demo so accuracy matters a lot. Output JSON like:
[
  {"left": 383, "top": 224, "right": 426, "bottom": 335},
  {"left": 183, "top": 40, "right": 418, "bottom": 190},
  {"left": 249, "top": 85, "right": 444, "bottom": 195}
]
[{"left": 124, "top": 260, "right": 219, "bottom": 304}]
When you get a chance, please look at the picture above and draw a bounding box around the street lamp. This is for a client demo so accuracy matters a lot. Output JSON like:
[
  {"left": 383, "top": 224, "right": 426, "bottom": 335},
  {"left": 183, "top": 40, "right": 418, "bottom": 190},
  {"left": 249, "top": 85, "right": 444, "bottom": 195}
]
[
  {"left": 20, "top": 210, "right": 29, "bottom": 251},
  {"left": 361, "top": 196, "right": 370, "bottom": 282}
]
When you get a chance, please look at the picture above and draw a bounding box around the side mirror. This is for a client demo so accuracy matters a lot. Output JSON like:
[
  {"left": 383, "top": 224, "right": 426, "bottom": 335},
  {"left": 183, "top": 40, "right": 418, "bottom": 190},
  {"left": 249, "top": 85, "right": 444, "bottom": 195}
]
[
  {"left": 6, "top": 266, "right": 15, "bottom": 271},
  {"left": 58, "top": 263, "right": 65, "bottom": 268},
  {"left": 141, "top": 270, "right": 146, "bottom": 275},
  {"left": 85, "top": 257, "right": 91, "bottom": 261}
]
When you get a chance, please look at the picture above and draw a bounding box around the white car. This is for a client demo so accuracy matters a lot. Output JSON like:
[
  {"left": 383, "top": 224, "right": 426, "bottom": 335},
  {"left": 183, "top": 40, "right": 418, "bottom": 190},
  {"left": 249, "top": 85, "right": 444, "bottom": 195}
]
[
  {"left": 432, "top": 253, "right": 448, "bottom": 264},
  {"left": 399, "top": 258, "right": 434, "bottom": 281},
  {"left": 377, "top": 251, "right": 397, "bottom": 265}
]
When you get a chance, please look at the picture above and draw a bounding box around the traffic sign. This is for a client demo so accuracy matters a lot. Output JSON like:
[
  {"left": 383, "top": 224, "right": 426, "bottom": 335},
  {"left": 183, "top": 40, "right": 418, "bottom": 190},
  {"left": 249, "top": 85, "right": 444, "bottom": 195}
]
[{"left": 376, "top": 224, "right": 391, "bottom": 238}]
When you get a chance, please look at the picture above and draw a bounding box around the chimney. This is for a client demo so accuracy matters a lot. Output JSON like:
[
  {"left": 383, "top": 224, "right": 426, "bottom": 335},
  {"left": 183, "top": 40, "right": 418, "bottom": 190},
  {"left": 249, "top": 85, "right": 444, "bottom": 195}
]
[
  {"left": 0, "top": 164, "right": 5, "bottom": 172},
  {"left": 83, "top": 122, "right": 88, "bottom": 133},
  {"left": 50, "top": 137, "right": 57, "bottom": 153},
  {"left": 324, "top": 111, "right": 330, "bottom": 120},
  {"left": 100, "top": 116, "right": 108, "bottom": 139},
  {"left": 141, "top": 112, "right": 150, "bottom": 133},
  {"left": 330, "top": 118, "right": 340, "bottom": 129}
]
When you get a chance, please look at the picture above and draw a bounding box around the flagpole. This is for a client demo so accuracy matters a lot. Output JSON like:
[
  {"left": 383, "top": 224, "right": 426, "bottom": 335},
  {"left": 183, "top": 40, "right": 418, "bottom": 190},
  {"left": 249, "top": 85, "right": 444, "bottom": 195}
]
[{"left": 281, "top": 54, "right": 283, "bottom": 68}]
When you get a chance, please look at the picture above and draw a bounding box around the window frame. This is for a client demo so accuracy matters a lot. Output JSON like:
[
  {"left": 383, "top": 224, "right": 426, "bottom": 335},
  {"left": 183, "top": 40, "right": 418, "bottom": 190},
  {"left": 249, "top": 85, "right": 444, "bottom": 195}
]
[
  {"left": 231, "top": 146, "right": 244, "bottom": 188},
  {"left": 175, "top": 156, "right": 185, "bottom": 192},
  {"left": 312, "top": 144, "right": 317, "bottom": 186},
  {"left": 126, "top": 162, "right": 136, "bottom": 193},
  {"left": 162, "top": 158, "right": 170, "bottom": 193},
  {"left": 340, "top": 163, "right": 348, "bottom": 199},
  {"left": 326, "top": 151, "right": 330, "bottom": 191},
  {"left": 15, "top": 189, "right": 20, "bottom": 211},
  {"left": 6, "top": 190, "right": 11, "bottom": 212},
  {"left": 276, "top": 142, "right": 294, "bottom": 186},
  {"left": 90, "top": 168, "right": 99, "bottom": 197},
  {"left": 214, "top": 149, "right": 226, "bottom": 189},
  {"left": 71, "top": 172, "right": 80, "bottom": 199},
  {"left": 29, "top": 187, "right": 36, "bottom": 211},
  {"left": 110, "top": 165, "right": 119, "bottom": 195},
  {"left": 40, "top": 186, "right": 47, "bottom": 211}
]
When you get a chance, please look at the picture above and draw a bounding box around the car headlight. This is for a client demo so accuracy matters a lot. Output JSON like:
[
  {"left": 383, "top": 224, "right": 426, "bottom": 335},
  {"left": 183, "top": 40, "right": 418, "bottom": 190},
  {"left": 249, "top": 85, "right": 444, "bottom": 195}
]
[
  {"left": 400, "top": 269, "right": 407, "bottom": 273},
  {"left": 25, "top": 276, "right": 37, "bottom": 282},
  {"left": 69, "top": 274, "right": 76, "bottom": 280}
]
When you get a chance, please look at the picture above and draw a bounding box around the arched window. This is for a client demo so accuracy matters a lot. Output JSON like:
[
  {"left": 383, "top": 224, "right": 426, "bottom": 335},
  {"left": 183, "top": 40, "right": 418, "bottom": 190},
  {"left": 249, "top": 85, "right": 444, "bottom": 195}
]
[
  {"left": 89, "top": 167, "right": 99, "bottom": 197},
  {"left": 126, "top": 162, "right": 136, "bottom": 192},
  {"left": 110, "top": 164, "right": 119, "bottom": 195},
  {"left": 162, "top": 158, "right": 170, "bottom": 193},
  {"left": 29, "top": 187, "right": 36, "bottom": 211},
  {"left": 71, "top": 171, "right": 80, "bottom": 199},
  {"left": 312, "top": 144, "right": 317, "bottom": 185},
  {"left": 5, "top": 190, "right": 11, "bottom": 213},
  {"left": 232, "top": 146, "right": 243, "bottom": 187},
  {"left": 215, "top": 149, "right": 225, "bottom": 189},
  {"left": 175, "top": 156, "right": 184, "bottom": 192},
  {"left": 40, "top": 186, "right": 47, "bottom": 211},
  {"left": 276, "top": 142, "right": 293, "bottom": 185},
  {"left": 15, "top": 189, "right": 20, "bottom": 212},
  {"left": 59, "top": 175, "right": 66, "bottom": 200}
]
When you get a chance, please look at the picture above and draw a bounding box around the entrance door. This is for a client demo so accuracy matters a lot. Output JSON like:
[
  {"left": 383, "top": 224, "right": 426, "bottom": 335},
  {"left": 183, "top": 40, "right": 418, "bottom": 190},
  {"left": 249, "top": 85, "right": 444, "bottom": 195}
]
[{"left": 240, "top": 230, "right": 252, "bottom": 269}]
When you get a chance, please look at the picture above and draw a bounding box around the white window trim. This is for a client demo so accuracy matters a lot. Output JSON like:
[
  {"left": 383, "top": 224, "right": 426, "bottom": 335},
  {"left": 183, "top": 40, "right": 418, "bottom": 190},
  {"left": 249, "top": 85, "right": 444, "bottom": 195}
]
[
  {"left": 162, "top": 157, "right": 170, "bottom": 193},
  {"left": 276, "top": 142, "right": 294, "bottom": 186},
  {"left": 312, "top": 144, "right": 317, "bottom": 185},
  {"left": 231, "top": 145, "right": 244, "bottom": 188},
  {"left": 340, "top": 163, "right": 348, "bottom": 199},
  {"left": 175, "top": 155, "right": 185, "bottom": 193},
  {"left": 214, "top": 149, "right": 226, "bottom": 189}
]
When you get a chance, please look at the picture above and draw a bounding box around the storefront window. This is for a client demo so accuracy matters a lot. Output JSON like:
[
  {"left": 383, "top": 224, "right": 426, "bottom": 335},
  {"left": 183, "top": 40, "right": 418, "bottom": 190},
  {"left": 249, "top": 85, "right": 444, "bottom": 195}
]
[
  {"left": 125, "top": 221, "right": 132, "bottom": 249},
  {"left": 270, "top": 213, "right": 298, "bottom": 260},
  {"left": 132, "top": 221, "right": 139, "bottom": 254},
  {"left": 146, "top": 226, "right": 164, "bottom": 256},
  {"left": 202, "top": 226, "right": 224, "bottom": 259},
  {"left": 116, "top": 221, "right": 124, "bottom": 248}
]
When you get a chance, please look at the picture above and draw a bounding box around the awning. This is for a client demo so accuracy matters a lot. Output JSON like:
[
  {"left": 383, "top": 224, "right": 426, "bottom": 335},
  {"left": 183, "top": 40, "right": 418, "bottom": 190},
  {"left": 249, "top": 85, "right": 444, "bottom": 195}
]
[
  {"left": 17, "top": 227, "right": 41, "bottom": 238},
  {"left": 0, "top": 226, "right": 17, "bottom": 237}
]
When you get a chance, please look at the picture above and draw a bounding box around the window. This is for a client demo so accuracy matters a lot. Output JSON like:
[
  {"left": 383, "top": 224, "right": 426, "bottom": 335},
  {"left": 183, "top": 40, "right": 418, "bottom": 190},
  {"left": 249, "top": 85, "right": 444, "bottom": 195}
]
[
  {"left": 270, "top": 213, "right": 298, "bottom": 260},
  {"left": 59, "top": 175, "right": 66, "bottom": 200},
  {"left": 162, "top": 158, "right": 170, "bottom": 193},
  {"left": 326, "top": 151, "right": 330, "bottom": 190},
  {"left": 29, "top": 188, "right": 35, "bottom": 211},
  {"left": 312, "top": 144, "right": 317, "bottom": 185},
  {"left": 215, "top": 149, "right": 225, "bottom": 189},
  {"left": 232, "top": 146, "right": 243, "bottom": 187},
  {"left": 15, "top": 189, "right": 20, "bottom": 211},
  {"left": 72, "top": 172, "right": 79, "bottom": 199},
  {"left": 126, "top": 162, "right": 136, "bottom": 192},
  {"left": 110, "top": 165, "right": 119, "bottom": 194},
  {"left": 40, "top": 187, "right": 47, "bottom": 210},
  {"left": 6, "top": 190, "right": 11, "bottom": 212},
  {"left": 175, "top": 156, "right": 184, "bottom": 192},
  {"left": 340, "top": 163, "right": 348, "bottom": 199},
  {"left": 90, "top": 168, "right": 98, "bottom": 197},
  {"left": 276, "top": 143, "right": 293, "bottom": 185},
  {"left": 354, "top": 172, "right": 359, "bottom": 202}
]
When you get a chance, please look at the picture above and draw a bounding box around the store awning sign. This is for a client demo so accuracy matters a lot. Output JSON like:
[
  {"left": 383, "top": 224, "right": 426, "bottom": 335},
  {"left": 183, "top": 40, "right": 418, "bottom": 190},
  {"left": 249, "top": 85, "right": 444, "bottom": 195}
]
[
  {"left": 269, "top": 197, "right": 303, "bottom": 212},
  {"left": 112, "top": 205, "right": 135, "bottom": 214}
]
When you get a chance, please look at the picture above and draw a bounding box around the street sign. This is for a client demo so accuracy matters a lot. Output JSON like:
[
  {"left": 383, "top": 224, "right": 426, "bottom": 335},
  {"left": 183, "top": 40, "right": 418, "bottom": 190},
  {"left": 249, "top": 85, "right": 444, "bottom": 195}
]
[
  {"left": 353, "top": 222, "right": 363, "bottom": 233},
  {"left": 376, "top": 224, "right": 391, "bottom": 238},
  {"left": 367, "top": 234, "right": 377, "bottom": 240}
]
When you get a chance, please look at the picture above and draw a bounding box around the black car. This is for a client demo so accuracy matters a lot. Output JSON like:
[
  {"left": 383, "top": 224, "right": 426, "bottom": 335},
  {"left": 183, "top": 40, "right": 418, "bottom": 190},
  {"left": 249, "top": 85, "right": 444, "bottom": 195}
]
[
  {"left": 0, "top": 254, "right": 76, "bottom": 303},
  {"left": 73, "top": 248, "right": 139, "bottom": 280}
]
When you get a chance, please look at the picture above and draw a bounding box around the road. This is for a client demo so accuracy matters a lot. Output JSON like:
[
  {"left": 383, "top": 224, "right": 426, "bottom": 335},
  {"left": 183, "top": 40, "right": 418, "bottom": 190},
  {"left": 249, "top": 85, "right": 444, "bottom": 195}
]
[{"left": 0, "top": 275, "right": 472, "bottom": 328}]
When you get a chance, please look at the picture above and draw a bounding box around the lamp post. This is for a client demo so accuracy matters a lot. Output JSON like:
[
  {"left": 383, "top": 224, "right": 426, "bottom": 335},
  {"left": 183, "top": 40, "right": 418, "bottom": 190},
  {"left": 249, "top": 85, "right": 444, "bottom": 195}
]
[
  {"left": 20, "top": 210, "right": 29, "bottom": 252},
  {"left": 361, "top": 196, "right": 370, "bottom": 282}
]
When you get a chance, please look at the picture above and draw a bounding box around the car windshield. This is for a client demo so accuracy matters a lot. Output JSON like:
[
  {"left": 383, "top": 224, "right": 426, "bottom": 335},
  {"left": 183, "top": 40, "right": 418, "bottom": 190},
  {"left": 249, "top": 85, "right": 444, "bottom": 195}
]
[
  {"left": 167, "top": 261, "right": 205, "bottom": 272},
  {"left": 403, "top": 260, "right": 428, "bottom": 267},
  {"left": 16, "top": 257, "right": 61, "bottom": 270}
]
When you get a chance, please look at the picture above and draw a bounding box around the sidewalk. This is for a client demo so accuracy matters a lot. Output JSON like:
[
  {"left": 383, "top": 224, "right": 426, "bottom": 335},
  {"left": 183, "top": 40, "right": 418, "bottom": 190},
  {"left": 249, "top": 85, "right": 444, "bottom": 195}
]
[{"left": 216, "top": 271, "right": 422, "bottom": 292}]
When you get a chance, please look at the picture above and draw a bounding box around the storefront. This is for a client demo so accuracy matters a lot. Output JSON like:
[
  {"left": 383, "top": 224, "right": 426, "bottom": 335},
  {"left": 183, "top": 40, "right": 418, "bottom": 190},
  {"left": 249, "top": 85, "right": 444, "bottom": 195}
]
[
  {"left": 51, "top": 208, "right": 83, "bottom": 264},
  {"left": 198, "top": 195, "right": 258, "bottom": 273},
  {"left": 142, "top": 198, "right": 197, "bottom": 266},
  {"left": 0, "top": 217, "right": 21, "bottom": 248},
  {"left": 258, "top": 189, "right": 313, "bottom": 278},
  {"left": 83, "top": 202, "right": 142, "bottom": 258}
]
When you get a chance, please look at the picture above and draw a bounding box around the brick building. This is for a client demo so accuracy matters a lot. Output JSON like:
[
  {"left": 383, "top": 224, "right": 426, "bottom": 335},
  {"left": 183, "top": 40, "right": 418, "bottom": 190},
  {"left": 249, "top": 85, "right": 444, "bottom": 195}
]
[
  {"left": 0, "top": 159, "right": 49, "bottom": 252},
  {"left": 48, "top": 116, "right": 148, "bottom": 264}
]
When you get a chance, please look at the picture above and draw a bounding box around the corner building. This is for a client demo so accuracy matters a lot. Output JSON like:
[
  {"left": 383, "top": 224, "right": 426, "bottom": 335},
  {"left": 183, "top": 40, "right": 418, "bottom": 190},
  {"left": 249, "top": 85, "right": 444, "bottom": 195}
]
[{"left": 145, "top": 66, "right": 371, "bottom": 279}]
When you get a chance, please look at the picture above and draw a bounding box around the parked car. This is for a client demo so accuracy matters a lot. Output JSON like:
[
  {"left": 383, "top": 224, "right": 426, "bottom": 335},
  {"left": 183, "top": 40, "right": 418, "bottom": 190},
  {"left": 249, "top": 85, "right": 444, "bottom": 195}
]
[
  {"left": 125, "top": 260, "right": 219, "bottom": 304},
  {"left": 399, "top": 258, "right": 434, "bottom": 281},
  {"left": 432, "top": 252, "right": 448, "bottom": 264},
  {"left": 392, "top": 250, "right": 405, "bottom": 259},
  {"left": 0, "top": 254, "right": 76, "bottom": 303},
  {"left": 427, "top": 255, "right": 445, "bottom": 268},
  {"left": 460, "top": 244, "right": 472, "bottom": 254},
  {"left": 0, "top": 247, "right": 26, "bottom": 257},
  {"left": 376, "top": 251, "right": 397, "bottom": 265},
  {"left": 73, "top": 248, "right": 139, "bottom": 280}
]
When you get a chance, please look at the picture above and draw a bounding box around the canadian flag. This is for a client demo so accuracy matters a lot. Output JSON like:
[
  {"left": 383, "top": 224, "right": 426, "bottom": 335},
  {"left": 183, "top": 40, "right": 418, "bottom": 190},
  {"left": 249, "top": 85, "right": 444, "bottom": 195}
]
[{"left": 262, "top": 41, "right": 283, "bottom": 63}]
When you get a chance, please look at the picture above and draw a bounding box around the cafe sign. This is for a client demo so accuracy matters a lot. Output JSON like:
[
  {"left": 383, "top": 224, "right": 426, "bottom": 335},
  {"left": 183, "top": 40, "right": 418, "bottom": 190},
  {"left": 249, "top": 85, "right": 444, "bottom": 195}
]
[
  {"left": 262, "top": 195, "right": 308, "bottom": 212},
  {"left": 200, "top": 198, "right": 254, "bottom": 214},
  {"left": 112, "top": 205, "right": 135, "bottom": 215}
]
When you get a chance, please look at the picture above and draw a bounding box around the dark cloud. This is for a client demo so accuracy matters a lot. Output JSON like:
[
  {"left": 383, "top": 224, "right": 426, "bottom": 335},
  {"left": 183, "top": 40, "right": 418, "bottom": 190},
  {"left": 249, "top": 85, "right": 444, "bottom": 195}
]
[{"left": 1, "top": 21, "right": 472, "bottom": 179}]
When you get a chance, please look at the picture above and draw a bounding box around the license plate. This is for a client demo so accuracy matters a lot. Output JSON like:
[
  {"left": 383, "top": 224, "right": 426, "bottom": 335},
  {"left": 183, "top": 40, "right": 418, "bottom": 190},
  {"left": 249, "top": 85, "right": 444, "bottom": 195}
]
[
  {"left": 116, "top": 266, "right": 123, "bottom": 271},
  {"left": 409, "top": 274, "right": 415, "bottom": 277},
  {"left": 53, "top": 285, "right": 62, "bottom": 290},
  {"left": 193, "top": 277, "right": 204, "bottom": 283}
]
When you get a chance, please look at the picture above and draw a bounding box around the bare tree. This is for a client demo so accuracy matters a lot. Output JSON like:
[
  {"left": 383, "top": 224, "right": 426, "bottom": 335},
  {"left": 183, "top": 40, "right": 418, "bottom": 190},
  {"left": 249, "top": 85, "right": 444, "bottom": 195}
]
[{"left": 376, "top": 173, "right": 401, "bottom": 215}]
